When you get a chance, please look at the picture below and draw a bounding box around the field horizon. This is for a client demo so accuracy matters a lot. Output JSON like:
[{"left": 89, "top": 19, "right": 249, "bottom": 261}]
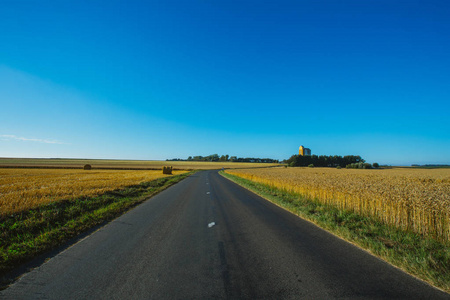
[{"left": 0, "top": 157, "right": 281, "bottom": 170}]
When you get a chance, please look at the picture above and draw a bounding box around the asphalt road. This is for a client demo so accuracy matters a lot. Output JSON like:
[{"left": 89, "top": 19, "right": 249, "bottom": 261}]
[{"left": 1, "top": 170, "right": 449, "bottom": 299}]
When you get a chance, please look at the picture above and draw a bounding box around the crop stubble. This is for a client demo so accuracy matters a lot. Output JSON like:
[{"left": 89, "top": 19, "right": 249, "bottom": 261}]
[{"left": 0, "top": 169, "right": 187, "bottom": 215}]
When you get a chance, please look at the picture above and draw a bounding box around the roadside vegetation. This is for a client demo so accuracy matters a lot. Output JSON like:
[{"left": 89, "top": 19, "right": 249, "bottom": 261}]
[
  {"left": 0, "top": 171, "right": 194, "bottom": 279},
  {"left": 221, "top": 169, "right": 450, "bottom": 293},
  {"left": 225, "top": 167, "right": 450, "bottom": 242}
]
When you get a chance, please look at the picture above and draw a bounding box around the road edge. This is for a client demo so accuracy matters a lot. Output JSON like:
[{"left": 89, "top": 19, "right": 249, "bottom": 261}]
[{"left": 219, "top": 170, "right": 450, "bottom": 295}]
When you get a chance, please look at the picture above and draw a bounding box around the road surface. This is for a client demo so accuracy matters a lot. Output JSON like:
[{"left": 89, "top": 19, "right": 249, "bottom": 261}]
[{"left": 1, "top": 170, "right": 448, "bottom": 299}]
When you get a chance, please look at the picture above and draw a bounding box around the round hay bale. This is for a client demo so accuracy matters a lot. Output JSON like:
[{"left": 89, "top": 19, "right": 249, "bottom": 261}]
[
  {"left": 162, "top": 166, "right": 173, "bottom": 175},
  {"left": 84, "top": 164, "right": 92, "bottom": 170}
]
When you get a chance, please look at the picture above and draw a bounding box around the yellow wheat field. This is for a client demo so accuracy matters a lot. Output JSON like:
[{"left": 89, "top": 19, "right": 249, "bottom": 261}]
[
  {"left": 226, "top": 167, "right": 450, "bottom": 242},
  {"left": 0, "top": 168, "right": 188, "bottom": 215}
]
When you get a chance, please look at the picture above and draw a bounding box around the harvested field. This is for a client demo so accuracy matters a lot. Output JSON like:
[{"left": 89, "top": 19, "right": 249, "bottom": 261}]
[
  {"left": 0, "top": 158, "right": 279, "bottom": 170},
  {"left": 0, "top": 168, "right": 188, "bottom": 215}
]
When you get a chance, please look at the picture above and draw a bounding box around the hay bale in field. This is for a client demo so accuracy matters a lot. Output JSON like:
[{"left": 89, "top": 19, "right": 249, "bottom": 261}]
[
  {"left": 162, "top": 166, "right": 173, "bottom": 174},
  {"left": 84, "top": 164, "right": 92, "bottom": 170}
]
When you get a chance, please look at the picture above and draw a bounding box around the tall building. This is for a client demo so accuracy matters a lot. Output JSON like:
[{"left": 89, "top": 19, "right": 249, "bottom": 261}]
[{"left": 299, "top": 145, "right": 311, "bottom": 156}]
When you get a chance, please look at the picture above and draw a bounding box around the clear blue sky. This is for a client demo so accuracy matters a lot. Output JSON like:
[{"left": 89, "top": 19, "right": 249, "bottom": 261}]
[{"left": 1, "top": 0, "right": 449, "bottom": 165}]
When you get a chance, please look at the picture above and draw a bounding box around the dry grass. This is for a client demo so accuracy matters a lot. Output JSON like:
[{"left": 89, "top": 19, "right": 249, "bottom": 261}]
[
  {"left": 225, "top": 167, "right": 450, "bottom": 242},
  {"left": 0, "top": 168, "right": 188, "bottom": 215},
  {"left": 0, "top": 158, "right": 279, "bottom": 170}
]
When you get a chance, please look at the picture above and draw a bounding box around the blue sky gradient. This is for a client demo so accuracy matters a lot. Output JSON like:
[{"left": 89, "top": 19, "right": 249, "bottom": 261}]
[{"left": 1, "top": 1, "right": 449, "bottom": 165}]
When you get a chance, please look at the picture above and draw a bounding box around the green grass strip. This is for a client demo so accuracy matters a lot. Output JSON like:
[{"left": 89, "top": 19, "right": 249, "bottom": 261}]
[
  {"left": 0, "top": 172, "right": 194, "bottom": 278},
  {"left": 220, "top": 171, "right": 450, "bottom": 294}
]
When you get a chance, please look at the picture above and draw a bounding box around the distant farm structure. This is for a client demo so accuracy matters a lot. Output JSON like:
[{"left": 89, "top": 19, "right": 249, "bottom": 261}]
[{"left": 299, "top": 146, "right": 311, "bottom": 156}]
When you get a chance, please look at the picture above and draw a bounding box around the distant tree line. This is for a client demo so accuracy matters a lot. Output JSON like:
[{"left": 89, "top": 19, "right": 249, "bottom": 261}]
[
  {"left": 345, "top": 162, "right": 375, "bottom": 169},
  {"left": 286, "top": 155, "right": 366, "bottom": 168},
  {"left": 411, "top": 164, "right": 450, "bottom": 168},
  {"left": 166, "top": 154, "right": 279, "bottom": 163}
]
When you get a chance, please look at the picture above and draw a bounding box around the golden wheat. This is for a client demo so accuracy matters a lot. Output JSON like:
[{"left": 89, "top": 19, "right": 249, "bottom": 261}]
[
  {"left": 0, "top": 168, "right": 187, "bottom": 215},
  {"left": 226, "top": 167, "right": 450, "bottom": 242}
]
